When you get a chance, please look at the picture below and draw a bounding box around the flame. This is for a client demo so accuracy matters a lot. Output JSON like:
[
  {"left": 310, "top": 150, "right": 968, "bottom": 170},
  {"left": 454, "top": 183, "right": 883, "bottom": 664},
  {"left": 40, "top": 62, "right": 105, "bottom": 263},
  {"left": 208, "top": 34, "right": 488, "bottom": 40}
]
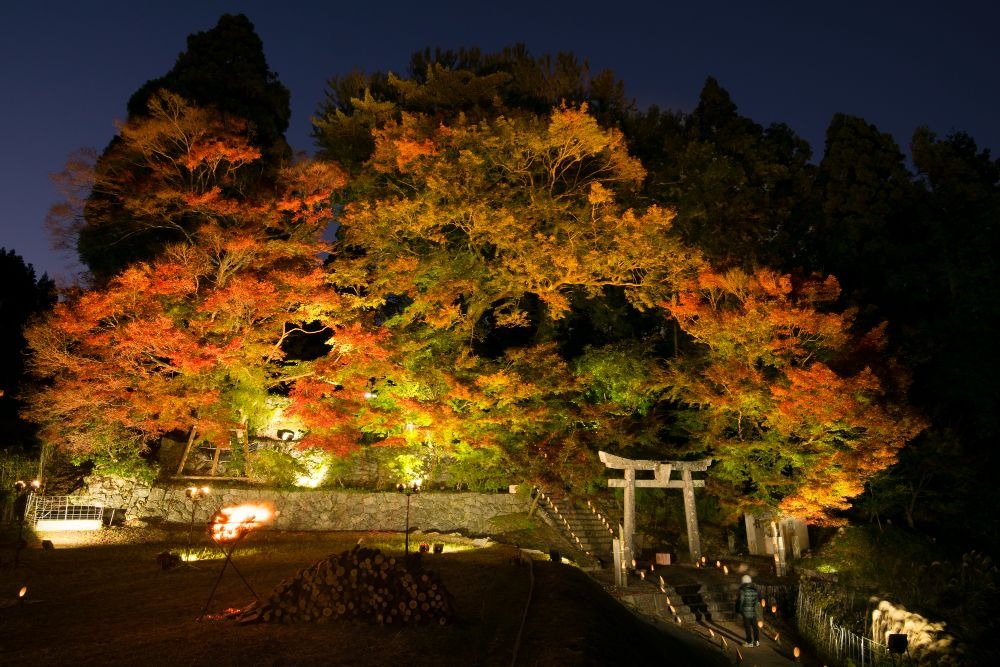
[
  {"left": 210, "top": 503, "right": 273, "bottom": 541},
  {"left": 19, "top": 586, "right": 27, "bottom": 598}
]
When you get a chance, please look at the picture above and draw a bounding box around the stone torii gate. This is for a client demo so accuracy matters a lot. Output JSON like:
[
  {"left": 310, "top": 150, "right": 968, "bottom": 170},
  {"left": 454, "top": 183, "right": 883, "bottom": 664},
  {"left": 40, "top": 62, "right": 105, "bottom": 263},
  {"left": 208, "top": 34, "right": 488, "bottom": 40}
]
[{"left": 599, "top": 451, "right": 712, "bottom": 564}]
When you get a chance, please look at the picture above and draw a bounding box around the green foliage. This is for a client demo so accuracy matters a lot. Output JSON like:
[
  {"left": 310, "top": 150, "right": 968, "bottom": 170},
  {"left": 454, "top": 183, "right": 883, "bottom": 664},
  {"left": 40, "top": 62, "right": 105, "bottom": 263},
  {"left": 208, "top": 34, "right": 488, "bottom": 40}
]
[
  {"left": 247, "top": 448, "right": 307, "bottom": 488},
  {"left": 0, "top": 450, "right": 39, "bottom": 489},
  {"left": 387, "top": 451, "right": 427, "bottom": 485},
  {"left": 574, "top": 344, "right": 662, "bottom": 415},
  {"left": 487, "top": 512, "right": 538, "bottom": 533},
  {"left": 446, "top": 443, "right": 515, "bottom": 491},
  {"left": 72, "top": 447, "right": 158, "bottom": 485}
]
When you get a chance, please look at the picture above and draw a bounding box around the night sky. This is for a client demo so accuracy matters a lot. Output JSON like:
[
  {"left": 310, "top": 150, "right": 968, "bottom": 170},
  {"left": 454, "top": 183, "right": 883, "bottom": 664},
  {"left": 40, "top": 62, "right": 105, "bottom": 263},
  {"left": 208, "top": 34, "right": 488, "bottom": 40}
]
[{"left": 2, "top": 0, "right": 997, "bottom": 284}]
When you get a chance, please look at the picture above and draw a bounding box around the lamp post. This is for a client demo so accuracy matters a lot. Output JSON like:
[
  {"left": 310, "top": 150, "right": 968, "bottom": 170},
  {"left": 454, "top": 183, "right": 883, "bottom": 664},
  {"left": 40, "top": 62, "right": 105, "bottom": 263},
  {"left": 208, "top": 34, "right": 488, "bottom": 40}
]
[
  {"left": 396, "top": 481, "right": 420, "bottom": 555},
  {"left": 185, "top": 486, "right": 210, "bottom": 562}
]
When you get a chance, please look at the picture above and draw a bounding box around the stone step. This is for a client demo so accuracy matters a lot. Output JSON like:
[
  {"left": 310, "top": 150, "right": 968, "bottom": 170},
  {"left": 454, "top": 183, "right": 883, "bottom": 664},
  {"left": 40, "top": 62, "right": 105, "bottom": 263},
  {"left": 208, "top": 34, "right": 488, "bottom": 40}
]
[{"left": 623, "top": 587, "right": 742, "bottom": 625}]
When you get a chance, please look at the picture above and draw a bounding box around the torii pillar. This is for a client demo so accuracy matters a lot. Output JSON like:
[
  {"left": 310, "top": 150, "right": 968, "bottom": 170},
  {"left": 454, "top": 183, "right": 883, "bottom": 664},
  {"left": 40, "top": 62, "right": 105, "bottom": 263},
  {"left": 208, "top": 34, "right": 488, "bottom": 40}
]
[{"left": 599, "top": 451, "right": 712, "bottom": 564}]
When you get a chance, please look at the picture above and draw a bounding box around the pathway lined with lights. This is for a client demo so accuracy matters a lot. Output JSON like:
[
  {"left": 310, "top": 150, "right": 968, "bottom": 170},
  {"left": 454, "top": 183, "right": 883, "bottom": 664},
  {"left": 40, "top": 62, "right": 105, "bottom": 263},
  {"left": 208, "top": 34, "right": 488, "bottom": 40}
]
[
  {"left": 533, "top": 487, "right": 816, "bottom": 664},
  {"left": 592, "top": 562, "right": 818, "bottom": 666}
]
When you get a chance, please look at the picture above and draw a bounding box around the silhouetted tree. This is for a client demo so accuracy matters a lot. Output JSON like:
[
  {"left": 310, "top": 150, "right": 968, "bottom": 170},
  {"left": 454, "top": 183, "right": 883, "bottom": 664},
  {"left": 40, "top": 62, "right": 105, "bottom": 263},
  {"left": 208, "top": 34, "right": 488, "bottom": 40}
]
[
  {"left": 0, "top": 248, "right": 56, "bottom": 450},
  {"left": 61, "top": 14, "right": 292, "bottom": 281}
]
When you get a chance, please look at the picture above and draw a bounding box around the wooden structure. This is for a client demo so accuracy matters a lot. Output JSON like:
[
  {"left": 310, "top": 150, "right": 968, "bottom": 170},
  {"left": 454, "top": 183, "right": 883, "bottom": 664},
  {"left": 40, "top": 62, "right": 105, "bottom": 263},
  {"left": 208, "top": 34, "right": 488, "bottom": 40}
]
[
  {"left": 598, "top": 451, "right": 712, "bottom": 564},
  {"left": 174, "top": 426, "right": 249, "bottom": 480}
]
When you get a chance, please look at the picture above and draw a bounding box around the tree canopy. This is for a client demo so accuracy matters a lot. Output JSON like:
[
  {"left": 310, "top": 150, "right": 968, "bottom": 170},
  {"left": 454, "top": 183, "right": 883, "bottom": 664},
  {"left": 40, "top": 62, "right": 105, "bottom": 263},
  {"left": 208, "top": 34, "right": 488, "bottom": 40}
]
[{"left": 27, "top": 35, "right": 1000, "bottom": 538}]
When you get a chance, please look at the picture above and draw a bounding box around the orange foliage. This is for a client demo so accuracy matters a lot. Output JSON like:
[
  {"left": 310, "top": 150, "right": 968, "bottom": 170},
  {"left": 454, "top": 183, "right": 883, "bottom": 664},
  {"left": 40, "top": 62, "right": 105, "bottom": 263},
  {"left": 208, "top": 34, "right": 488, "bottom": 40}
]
[{"left": 664, "top": 266, "right": 925, "bottom": 522}]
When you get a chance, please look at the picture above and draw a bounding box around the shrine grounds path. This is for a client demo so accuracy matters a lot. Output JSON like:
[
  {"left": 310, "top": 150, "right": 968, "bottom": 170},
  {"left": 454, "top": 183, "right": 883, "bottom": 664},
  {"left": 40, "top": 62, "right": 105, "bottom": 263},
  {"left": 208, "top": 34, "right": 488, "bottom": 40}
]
[{"left": 593, "top": 562, "right": 818, "bottom": 666}]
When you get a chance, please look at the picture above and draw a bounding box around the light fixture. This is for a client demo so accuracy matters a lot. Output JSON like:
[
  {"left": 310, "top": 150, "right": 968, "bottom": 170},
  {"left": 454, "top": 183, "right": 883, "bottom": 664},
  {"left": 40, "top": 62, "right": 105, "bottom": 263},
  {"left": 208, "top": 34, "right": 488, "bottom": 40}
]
[
  {"left": 887, "top": 634, "right": 908, "bottom": 655},
  {"left": 184, "top": 487, "right": 210, "bottom": 563},
  {"left": 397, "top": 481, "right": 420, "bottom": 555}
]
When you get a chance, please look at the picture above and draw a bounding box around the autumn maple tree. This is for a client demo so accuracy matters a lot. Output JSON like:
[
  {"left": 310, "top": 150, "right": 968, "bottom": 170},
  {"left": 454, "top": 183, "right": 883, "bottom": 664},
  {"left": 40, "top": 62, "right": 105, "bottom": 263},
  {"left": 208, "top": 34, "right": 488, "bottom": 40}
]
[
  {"left": 27, "top": 50, "right": 929, "bottom": 528},
  {"left": 25, "top": 94, "right": 382, "bottom": 466},
  {"left": 660, "top": 267, "right": 925, "bottom": 522},
  {"left": 311, "top": 99, "right": 700, "bottom": 484}
]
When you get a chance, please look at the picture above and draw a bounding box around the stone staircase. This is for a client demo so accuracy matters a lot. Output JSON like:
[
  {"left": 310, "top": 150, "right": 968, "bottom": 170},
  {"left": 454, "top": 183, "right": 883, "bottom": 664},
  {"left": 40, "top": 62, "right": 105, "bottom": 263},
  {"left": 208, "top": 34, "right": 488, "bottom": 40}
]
[
  {"left": 535, "top": 489, "right": 619, "bottom": 567},
  {"left": 619, "top": 574, "right": 742, "bottom": 626}
]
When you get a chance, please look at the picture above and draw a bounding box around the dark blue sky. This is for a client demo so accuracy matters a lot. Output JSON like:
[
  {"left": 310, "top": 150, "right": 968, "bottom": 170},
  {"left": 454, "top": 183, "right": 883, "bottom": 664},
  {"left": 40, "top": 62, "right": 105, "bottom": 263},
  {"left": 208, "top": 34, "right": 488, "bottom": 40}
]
[{"left": 2, "top": 1, "right": 997, "bottom": 284}]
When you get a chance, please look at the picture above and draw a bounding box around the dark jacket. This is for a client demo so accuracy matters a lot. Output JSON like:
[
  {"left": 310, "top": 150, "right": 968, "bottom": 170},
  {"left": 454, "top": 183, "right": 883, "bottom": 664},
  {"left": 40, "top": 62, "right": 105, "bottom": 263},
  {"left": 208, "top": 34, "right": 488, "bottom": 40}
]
[{"left": 736, "top": 583, "right": 760, "bottom": 618}]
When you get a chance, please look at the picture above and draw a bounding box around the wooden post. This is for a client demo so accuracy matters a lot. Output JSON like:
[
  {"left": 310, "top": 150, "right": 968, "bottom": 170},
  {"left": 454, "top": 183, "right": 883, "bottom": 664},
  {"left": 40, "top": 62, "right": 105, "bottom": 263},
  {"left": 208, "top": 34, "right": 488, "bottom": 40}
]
[
  {"left": 175, "top": 426, "right": 197, "bottom": 476},
  {"left": 210, "top": 443, "right": 223, "bottom": 476},
  {"left": 681, "top": 468, "right": 701, "bottom": 563}
]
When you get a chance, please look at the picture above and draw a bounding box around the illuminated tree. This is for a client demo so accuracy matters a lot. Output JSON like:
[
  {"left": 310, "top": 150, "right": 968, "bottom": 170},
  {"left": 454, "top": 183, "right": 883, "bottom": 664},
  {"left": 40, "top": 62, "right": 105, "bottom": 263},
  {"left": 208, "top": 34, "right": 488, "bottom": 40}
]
[
  {"left": 662, "top": 267, "right": 925, "bottom": 522},
  {"left": 314, "top": 99, "right": 698, "bottom": 481},
  {"left": 25, "top": 97, "right": 369, "bottom": 465},
  {"left": 313, "top": 44, "right": 630, "bottom": 172}
]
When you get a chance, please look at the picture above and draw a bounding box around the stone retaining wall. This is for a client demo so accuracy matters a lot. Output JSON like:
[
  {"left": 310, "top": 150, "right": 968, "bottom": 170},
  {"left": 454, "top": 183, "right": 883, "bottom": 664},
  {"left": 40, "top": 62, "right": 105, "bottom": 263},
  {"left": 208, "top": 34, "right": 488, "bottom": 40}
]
[{"left": 85, "top": 475, "right": 529, "bottom": 535}]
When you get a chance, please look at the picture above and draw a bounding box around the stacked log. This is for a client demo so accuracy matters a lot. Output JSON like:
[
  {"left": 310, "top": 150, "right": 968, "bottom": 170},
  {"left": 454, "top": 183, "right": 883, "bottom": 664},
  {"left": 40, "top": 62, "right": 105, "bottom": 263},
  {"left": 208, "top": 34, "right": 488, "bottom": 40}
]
[{"left": 235, "top": 546, "right": 453, "bottom": 626}]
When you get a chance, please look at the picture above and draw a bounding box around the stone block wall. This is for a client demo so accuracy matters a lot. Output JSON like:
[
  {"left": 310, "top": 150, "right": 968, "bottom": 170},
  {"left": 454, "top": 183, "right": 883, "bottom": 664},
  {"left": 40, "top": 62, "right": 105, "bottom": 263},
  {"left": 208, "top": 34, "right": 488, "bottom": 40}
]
[{"left": 84, "top": 475, "right": 529, "bottom": 535}]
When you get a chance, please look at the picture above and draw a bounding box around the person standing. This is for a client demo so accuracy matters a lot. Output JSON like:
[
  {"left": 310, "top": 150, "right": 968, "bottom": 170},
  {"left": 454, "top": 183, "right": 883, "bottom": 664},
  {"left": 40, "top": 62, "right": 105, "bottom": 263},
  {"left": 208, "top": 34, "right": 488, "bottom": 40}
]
[{"left": 735, "top": 574, "right": 761, "bottom": 647}]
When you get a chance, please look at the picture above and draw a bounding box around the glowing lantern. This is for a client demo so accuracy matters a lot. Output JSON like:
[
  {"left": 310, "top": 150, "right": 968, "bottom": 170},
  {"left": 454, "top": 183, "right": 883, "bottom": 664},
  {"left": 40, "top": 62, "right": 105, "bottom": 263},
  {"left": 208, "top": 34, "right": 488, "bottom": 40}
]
[{"left": 209, "top": 503, "right": 273, "bottom": 542}]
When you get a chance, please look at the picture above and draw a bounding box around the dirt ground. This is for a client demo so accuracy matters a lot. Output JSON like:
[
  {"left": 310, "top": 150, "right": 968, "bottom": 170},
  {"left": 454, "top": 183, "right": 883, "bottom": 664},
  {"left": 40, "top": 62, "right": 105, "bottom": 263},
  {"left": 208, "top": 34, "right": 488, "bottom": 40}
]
[{"left": 1, "top": 526, "right": 729, "bottom": 666}]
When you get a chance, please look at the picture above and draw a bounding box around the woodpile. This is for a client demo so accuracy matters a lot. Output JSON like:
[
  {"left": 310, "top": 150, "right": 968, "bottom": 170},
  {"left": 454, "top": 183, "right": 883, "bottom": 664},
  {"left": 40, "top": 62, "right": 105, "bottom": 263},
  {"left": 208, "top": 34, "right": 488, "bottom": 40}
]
[{"left": 235, "top": 546, "right": 453, "bottom": 626}]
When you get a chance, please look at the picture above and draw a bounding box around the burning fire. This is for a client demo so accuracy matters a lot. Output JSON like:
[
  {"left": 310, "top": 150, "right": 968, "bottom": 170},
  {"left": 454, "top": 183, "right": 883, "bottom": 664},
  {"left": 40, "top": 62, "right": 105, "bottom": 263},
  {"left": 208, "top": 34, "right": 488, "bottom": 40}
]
[{"left": 209, "top": 503, "right": 273, "bottom": 542}]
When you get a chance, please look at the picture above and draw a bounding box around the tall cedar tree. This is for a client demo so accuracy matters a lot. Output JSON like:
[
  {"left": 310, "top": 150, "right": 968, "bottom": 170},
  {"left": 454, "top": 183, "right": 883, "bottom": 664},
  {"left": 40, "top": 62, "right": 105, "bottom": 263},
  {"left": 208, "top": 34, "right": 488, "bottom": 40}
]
[{"left": 53, "top": 14, "right": 291, "bottom": 282}]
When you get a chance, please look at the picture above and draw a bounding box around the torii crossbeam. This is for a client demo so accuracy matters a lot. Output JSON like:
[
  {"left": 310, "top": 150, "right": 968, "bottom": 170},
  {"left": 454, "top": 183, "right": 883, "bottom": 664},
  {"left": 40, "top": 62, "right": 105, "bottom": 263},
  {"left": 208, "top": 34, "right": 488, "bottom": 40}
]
[{"left": 599, "top": 451, "right": 712, "bottom": 563}]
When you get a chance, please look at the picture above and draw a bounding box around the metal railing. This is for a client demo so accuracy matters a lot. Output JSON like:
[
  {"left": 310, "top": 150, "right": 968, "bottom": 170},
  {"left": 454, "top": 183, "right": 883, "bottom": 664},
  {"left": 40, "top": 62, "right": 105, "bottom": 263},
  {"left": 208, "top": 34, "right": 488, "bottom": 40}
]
[
  {"left": 26, "top": 494, "right": 105, "bottom": 527},
  {"left": 796, "top": 585, "right": 890, "bottom": 666}
]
